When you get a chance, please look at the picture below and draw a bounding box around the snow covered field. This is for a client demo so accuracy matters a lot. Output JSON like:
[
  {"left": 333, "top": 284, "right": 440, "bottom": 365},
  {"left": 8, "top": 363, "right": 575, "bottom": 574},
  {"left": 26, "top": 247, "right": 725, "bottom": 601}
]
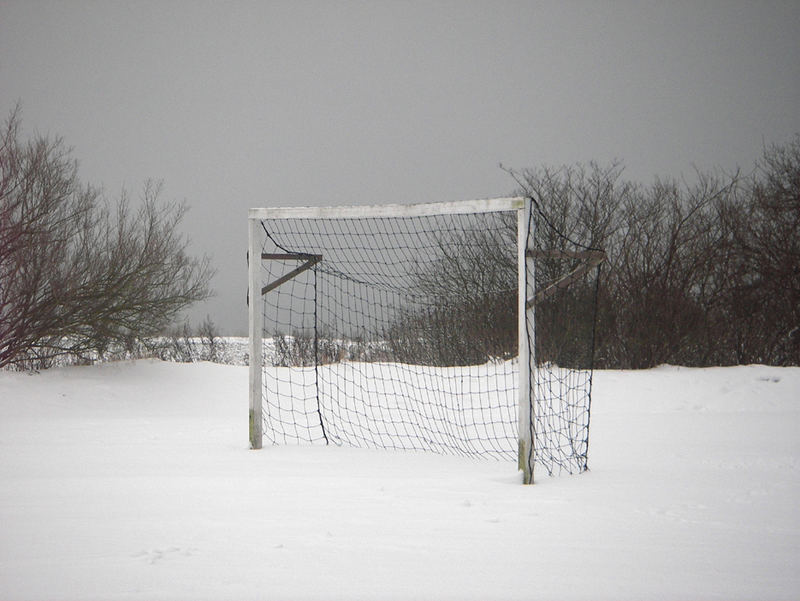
[{"left": 1, "top": 360, "right": 798, "bottom": 600}]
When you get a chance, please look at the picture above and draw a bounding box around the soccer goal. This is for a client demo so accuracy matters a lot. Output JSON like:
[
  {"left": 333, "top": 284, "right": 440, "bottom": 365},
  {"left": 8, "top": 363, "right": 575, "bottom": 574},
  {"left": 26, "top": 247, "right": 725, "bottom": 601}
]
[{"left": 248, "top": 197, "right": 602, "bottom": 483}]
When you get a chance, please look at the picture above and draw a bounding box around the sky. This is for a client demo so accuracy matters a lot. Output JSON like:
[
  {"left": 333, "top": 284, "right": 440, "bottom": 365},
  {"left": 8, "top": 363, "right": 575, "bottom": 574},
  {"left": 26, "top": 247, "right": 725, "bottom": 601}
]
[{"left": 1, "top": 0, "right": 799, "bottom": 335}]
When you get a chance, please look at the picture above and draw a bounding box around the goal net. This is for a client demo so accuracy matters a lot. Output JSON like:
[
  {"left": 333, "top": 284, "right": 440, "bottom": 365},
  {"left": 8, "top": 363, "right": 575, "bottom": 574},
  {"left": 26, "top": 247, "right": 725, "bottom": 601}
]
[{"left": 248, "top": 197, "right": 602, "bottom": 482}]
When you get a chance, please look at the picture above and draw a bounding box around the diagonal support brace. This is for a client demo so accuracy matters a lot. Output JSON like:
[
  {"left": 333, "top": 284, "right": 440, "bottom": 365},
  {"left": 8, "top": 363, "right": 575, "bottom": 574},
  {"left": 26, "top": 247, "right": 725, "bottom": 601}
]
[
  {"left": 526, "top": 249, "right": 605, "bottom": 308},
  {"left": 261, "top": 253, "right": 322, "bottom": 295}
]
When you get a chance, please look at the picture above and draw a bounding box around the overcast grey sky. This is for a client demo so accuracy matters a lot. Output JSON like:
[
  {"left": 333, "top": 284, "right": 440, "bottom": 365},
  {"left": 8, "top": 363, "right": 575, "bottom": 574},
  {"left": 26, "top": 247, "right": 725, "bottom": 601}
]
[{"left": 2, "top": 1, "right": 799, "bottom": 334}]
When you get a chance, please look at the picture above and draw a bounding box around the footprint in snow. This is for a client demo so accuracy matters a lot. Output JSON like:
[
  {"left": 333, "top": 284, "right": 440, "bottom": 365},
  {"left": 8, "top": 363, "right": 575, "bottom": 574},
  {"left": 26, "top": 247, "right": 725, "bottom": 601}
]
[{"left": 132, "top": 547, "right": 196, "bottom": 565}]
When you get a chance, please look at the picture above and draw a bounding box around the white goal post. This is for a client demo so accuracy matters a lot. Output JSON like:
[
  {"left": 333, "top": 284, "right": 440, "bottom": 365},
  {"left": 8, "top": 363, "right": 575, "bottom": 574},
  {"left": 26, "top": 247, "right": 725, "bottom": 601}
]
[{"left": 248, "top": 196, "right": 590, "bottom": 485}]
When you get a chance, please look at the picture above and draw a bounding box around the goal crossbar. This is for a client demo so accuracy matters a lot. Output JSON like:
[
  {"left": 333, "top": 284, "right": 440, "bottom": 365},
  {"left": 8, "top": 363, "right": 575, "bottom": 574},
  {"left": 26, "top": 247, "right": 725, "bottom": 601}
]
[{"left": 249, "top": 196, "right": 525, "bottom": 220}]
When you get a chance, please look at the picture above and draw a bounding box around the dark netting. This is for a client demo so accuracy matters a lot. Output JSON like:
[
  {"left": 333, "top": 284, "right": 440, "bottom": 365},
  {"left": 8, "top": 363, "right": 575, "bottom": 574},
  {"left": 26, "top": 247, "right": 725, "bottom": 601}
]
[
  {"left": 527, "top": 198, "right": 603, "bottom": 475},
  {"left": 254, "top": 200, "right": 600, "bottom": 475}
]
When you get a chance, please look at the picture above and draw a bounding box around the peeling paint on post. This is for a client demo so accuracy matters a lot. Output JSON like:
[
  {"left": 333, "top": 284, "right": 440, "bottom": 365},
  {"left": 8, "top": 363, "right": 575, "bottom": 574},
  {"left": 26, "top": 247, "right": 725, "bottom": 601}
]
[{"left": 248, "top": 217, "right": 263, "bottom": 450}]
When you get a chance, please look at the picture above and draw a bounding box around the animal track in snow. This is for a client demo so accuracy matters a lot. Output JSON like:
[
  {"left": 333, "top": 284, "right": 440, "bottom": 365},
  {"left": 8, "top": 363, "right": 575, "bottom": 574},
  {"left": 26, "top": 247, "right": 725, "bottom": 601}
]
[{"left": 132, "top": 546, "right": 197, "bottom": 565}]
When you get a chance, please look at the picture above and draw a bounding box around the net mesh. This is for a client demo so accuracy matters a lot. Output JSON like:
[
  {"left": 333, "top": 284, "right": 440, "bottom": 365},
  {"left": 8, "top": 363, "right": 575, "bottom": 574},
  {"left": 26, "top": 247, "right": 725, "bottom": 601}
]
[
  {"left": 254, "top": 200, "right": 599, "bottom": 475},
  {"left": 528, "top": 202, "right": 602, "bottom": 475}
]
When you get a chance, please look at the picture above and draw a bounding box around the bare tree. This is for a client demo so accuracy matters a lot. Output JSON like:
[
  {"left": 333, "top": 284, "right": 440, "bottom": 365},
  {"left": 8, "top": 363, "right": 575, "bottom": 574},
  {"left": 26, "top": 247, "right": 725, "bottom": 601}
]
[
  {"left": 382, "top": 214, "right": 519, "bottom": 367},
  {"left": 509, "top": 161, "right": 742, "bottom": 369},
  {"left": 608, "top": 174, "right": 737, "bottom": 367},
  {"left": 0, "top": 108, "right": 214, "bottom": 369},
  {"left": 721, "top": 136, "right": 800, "bottom": 365}
]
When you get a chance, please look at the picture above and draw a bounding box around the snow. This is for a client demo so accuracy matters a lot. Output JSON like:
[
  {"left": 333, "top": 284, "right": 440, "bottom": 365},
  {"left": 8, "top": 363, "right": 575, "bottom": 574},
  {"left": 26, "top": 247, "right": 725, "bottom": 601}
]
[{"left": 1, "top": 360, "right": 798, "bottom": 600}]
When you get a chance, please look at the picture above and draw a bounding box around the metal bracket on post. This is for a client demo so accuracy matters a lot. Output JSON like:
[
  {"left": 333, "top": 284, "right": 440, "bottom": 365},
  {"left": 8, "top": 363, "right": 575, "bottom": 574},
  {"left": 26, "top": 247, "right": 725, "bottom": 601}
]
[
  {"left": 526, "top": 249, "right": 606, "bottom": 308},
  {"left": 261, "top": 253, "right": 323, "bottom": 296}
]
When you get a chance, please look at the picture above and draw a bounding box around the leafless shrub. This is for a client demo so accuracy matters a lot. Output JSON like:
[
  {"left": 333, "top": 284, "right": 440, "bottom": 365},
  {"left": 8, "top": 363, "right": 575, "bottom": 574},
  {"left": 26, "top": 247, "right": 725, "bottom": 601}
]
[
  {"left": 718, "top": 136, "right": 800, "bottom": 365},
  {"left": 272, "top": 332, "right": 317, "bottom": 367},
  {"left": 0, "top": 107, "right": 214, "bottom": 369},
  {"left": 510, "top": 147, "right": 799, "bottom": 369}
]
